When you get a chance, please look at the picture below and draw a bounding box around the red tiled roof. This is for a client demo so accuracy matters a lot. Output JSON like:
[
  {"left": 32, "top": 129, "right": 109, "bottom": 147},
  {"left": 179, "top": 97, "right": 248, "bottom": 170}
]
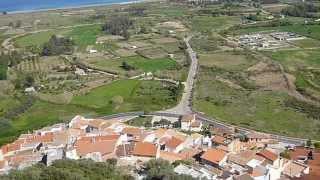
[
  {"left": 201, "top": 148, "right": 227, "bottom": 164},
  {"left": 25, "top": 132, "right": 54, "bottom": 143},
  {"left": 132, "top": 142, "right": 157, "bottom": 157},
  {"left": 79, "top": 135, "right": 120, "bottom": 142},
  {"left": 181, "top": 114, "right": 195, "bottom": 122},
  {"left": 212, "top": 135, "right": 227, "bottom": 145},
  {"left": 166, "top": 136, "right": 183, "bottom": 149},
  {"left": 0, "top": 160, "right": 6, "bottom": 169},
  {"left": 159, "top": 151, "right": 183, "bottom": 162},
  {"left": 190, "top": 121, "right": 201, "bottom": 128},
  {"left": 257, "top": 149, "right": 278, "bottom": 162},
  {"left": 75, "top": 139, "right": 117, "bottom": 156},
  {"left": 122, "top": 127, "right": 142, "bottom": 136},
  {"left": 1, "top": 140, "right": 23, "bottom": 154}
]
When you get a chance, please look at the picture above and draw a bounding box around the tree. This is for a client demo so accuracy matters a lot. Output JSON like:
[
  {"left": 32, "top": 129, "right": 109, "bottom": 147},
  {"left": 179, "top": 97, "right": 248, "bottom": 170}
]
[
  {"left": 143, "top": 159, "right": 175, "bottom": 180},
  {"left": 200, "top": 124, "right": 211, "bottom": 137},
  {"left": 42, "top": 35, "right": 74, "bottom": 56},
  {"left": 15, "top": 20, "right": 22, "bottom": 28},
  {"left": 1, "top": 159, "right": 133, "bottom": 180},
  {"left": 121, "top": 61, "right": 135, "bottom": 71},
  {"left": 306, "top": 139, "right": 312, "bottom": 147},
  {"left": 280, "top": 150, "right": 291, "bottom": 159},
  {"left": 314, "top": 142, "right": 320, "bottom": 149},
  {"left": 102, "top": 16, "right": 133, "bottom": 38}
]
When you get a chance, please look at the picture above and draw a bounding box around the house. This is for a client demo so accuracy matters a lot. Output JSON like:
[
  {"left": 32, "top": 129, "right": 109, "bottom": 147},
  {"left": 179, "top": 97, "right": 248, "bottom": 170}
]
[
  {"left": 246, "top": 132, "right": 270, "bottom": 147},
  {"left": 132, "top": 142, "right": 157, "bottom": 158},
  {"left": 201, "top": 148, "right": 228, "bottom": 168},
  {"left": 72, "top": 135, "right": 120, "bottom": 161},
  {"left": 158, "top": 151, "right": 183, "bottom": 163},
  {"left": 181, "top": 114, "right": 203, "bottom": 132},
  {"left": 282, "top": 161, "right": 309, "bottom": 178},
  {"left": 164, "top": 136, "right": 184, "bottom": 153},
  {"left": 0, "top": 160, "right": 9, "bottom": 174},
  {"left": 181, "top": 114, "right": 195, "bottom": 131},
  {"left": 24, "top": 87, "right": 36, "bottom": 93},
  {"left": 89, "top": 49, "right": 97, "bottom": 54},
  {"left": 174, "top": 164, "right": 217, "bottom": 180},
  {"left": 256, "top": 149, "right": 279, "bottom": 167}
]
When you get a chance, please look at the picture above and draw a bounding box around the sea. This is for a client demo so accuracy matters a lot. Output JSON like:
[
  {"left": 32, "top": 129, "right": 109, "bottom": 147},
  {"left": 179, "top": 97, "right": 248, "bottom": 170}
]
[{"left": 0, "top": 0, "right": 140, "bottom": 13}]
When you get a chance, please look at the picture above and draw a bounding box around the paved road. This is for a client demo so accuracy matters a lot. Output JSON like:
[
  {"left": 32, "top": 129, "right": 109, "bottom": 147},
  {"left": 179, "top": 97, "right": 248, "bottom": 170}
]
[{"left": 159, "top": 36, "right": 198, "bottom": 115}]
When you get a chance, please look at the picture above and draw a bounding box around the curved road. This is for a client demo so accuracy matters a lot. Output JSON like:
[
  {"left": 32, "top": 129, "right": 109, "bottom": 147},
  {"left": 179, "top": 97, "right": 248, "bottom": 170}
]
[{"left": 158, "top": 36, "right": 198, "bottom": 115}]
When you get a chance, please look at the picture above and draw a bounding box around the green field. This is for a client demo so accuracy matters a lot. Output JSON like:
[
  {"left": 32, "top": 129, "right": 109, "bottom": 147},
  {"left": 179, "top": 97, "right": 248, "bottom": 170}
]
[
  {"left": 71, "top": 79, "right": 179, "bottom": 113},
  {"left": 194, "top": 71, "right": 320, "bottom": 139},
  {"left": 15, "top": 24, "right": 102, "bottom": 50},
  {"left": 0, "top": 79, "right": 180, "bottom": 146},
  {"left": 15, "top": 30, "right": 57, "bottom": 47},
  {"left": 292, "top": 38, "right": 320, "bottom": 48},
  {"left": 0, "top": 100, "right": 96, "bottom": 146},
  {"left": 270, "top": 50, "right": 320, "bottom": 70},
  {"left": 65, "top": 24, "right": 103, "bottom": 50},
  {"left": 191, "top": 16, "right": 240, "bottom": 33},
  {"left": 198, "top": 52, "right": 257, "bottom": 71},
  {"left": 90, "top": 56, "right": 177, "bottom": 74}
]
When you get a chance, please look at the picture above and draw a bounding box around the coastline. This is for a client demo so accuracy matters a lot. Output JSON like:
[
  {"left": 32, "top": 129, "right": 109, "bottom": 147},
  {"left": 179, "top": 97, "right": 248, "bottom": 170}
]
[{"left": 4, "top": 0, "right": 151, "bottom": 15}]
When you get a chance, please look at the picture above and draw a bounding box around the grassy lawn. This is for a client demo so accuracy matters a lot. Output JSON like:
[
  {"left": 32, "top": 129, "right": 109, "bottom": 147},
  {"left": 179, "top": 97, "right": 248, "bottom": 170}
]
[
  {"left": 126, "top": 56, "right": 177, "bottom": 72},
  {"left": 65, "top": 24, "right": 103, "bottom": 50},
  {"left": 0, "top": 100, "right": 96, "bottom": 146},
  {"left": 269, "top": 50, "right": 320, "bottom": 70},
  {"left": 14, "top": 24, "right": 102, "bottom": 50},
  {"left": 71, "top": 79, "right": 179, "bottom": 113},
  {"left": 89, "top": 56, "right": 177, "bottom": 74},
  {"left": 194, "top": 74, "right": 320, "bottom": 139},
  {"left": 0, "top": 79, "right": 181, "bottom": 146},
  {"left": 198, "top": 51, "right": 257, "bottom": 71},
  {"left": 191, "top": 16, "right": 240, "bottom": 33},
  {"left": 291, "top": 38, "right": 320, "bottom": 48},
  {"left": 15, "top": 30, "right": 57, "bottom": 47}
]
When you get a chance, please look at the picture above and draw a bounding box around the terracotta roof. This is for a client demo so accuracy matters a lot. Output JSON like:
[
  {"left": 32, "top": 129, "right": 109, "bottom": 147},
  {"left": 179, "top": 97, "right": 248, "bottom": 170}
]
[
  {"left": 212, "top": 135, "right": 227, "bottom": 145},
  {"left": 159, "top": 151, "right": 183, "bottom": 162},
  {"left": 75, "top": 139, "right": 117, "bottom": 156},
  {"left": 257, "top": 149, "right": 278, "bottom": 162},
  {"left": 79, "top": 135, "right": 120, "bottom": 142},
  {"left": 201, "top": 148, "right": 227, "bottom": 164},
  {"left": 283, "top": 161, "right": 308, "bottom": 178},
  {"left": 181, "top": 114, "right": 195, "bottom": 122},
  {"left": 190, "top": 121, "right": 201, "bottom": 128},
  {"left": 1, "top": 140, "right": 24, "bottom": 154},
  {"left": 25, "top": 132, "right": 54, "bottom": 143},
  {"left": 228, "top": 150, "right": 256, "bottom": 166},
  {"left": 132, "top": 142, "right": 157, "bottom": 157},
  {"left": 166, "top": 136, "right": 183, "bottom": 149},
  {"left": 154, "top": 128, "right": 167, "bottom": 138},
  {"left": 165, "top": 130, "right": 187, "bottom": 141},
  {"left": 179, "top": 148, "right": 201, "bottom": 159},
  {"left": 116, "top": 143, "right": 134, "bottom": 157},
  {"left": 122, "top": 127, "right": 142, "bottom": 136},
  {"left": 251, "top": 167, "right": 265, "bottom": 177},
  {"left": 234, "top": 173, "right": 254, "bottom": 180},
  {"left": 0, "top": 160, "right": 6, "bottom": 169}
]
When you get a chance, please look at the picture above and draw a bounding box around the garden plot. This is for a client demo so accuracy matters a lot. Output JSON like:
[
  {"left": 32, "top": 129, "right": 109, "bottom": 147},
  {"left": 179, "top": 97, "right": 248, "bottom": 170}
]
[
  {"left": 137, "top": 48, "right": 168, "bottom": 59},
  {"left": 16, "top": 56, "right": 69, "bottom": 73}
]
